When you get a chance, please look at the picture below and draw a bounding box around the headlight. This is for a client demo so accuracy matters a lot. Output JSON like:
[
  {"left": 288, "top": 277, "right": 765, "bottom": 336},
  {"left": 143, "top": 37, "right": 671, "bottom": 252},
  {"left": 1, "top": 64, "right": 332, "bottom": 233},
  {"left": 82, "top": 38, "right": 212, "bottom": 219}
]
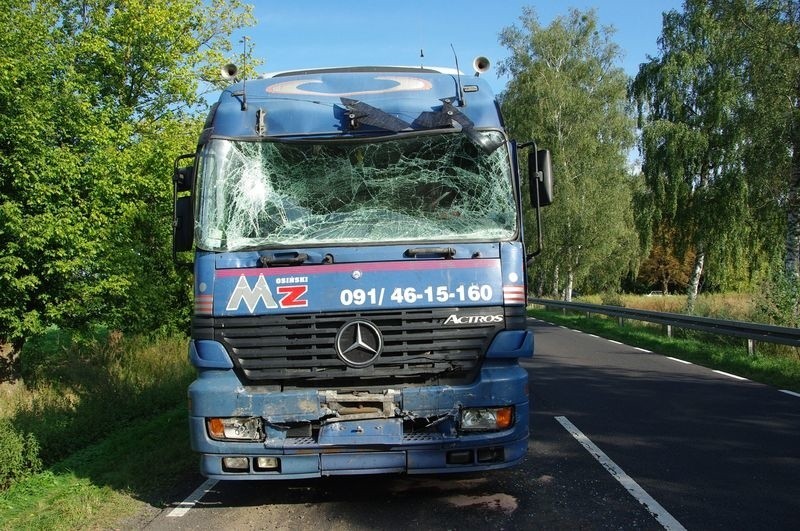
[
  {"left": 207, "top": 417, "right": 263, "bottom": 441},
  {"left": 460, "top": 407, "right": 514, "bottom": 431}
]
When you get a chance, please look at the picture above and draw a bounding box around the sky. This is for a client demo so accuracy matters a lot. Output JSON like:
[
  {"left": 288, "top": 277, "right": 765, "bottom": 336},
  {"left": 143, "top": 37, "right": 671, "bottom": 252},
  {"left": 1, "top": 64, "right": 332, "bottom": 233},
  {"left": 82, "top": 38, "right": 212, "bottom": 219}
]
[{"left": 232, "top": 0, "right": 685, "bottom": 95}]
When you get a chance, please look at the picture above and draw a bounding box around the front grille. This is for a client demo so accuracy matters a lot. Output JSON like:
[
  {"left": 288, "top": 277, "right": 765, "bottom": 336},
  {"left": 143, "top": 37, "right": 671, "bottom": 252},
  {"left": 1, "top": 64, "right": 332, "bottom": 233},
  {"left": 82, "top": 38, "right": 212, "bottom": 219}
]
[{"left": 205, "top": 307, "right": 506, "bottom": 385}]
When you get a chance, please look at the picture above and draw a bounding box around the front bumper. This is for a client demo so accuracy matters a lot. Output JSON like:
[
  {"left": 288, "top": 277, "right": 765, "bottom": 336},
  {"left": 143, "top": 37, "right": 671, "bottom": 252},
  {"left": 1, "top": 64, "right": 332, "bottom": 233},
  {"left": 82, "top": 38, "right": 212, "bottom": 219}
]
[{"left": 188, "top": 362, "right": 530, "bottom": 480}]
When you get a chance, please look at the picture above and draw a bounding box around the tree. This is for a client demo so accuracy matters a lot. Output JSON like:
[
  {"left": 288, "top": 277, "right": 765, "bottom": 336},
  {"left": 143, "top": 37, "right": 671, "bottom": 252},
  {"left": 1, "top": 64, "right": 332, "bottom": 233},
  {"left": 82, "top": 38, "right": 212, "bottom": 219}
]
[
  {"left": 0, "top": 0, "right": 254, "bottom": 345},
  {"left": 632, "top": 0, "right": 763, "bottom": 310},
  {"left": 637, "top": 223, "right": 694, "bottom": 294},
  {"left": 631, "top": 0, "right": 798, "bottom": 312},
  {"left": 731, "top": 0, "right": 800, "bottom": 280},
  {"left": 499, "top": 8, "right": 640, "bottom": 300}
]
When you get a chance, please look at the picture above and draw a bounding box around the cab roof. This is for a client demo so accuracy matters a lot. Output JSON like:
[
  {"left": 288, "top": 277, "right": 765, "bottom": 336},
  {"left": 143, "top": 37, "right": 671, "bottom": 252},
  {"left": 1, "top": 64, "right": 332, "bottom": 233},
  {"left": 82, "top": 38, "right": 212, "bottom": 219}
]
[{"left": 208, "top": 67, "right": 502, "bottom": 138}]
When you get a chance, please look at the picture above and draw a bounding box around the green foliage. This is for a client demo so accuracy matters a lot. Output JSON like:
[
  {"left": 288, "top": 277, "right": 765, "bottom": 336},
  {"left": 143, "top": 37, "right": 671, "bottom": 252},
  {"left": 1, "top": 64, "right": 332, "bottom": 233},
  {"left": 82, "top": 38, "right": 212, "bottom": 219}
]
[
  {"left": 631, "top": 1, "right": 751, "bottom": 301},
  {"left": 11, "top": 330, "right": 193, "bottom": 471},
  {"left": 599, "top": 291, "right": 624, "bottom": 307},
  {"left": 631, "top": 0, "right": 799, "bottom": 300},
  {"left": 752, "top": 272, "right": 800, "bottom": 327},
  {"left": 0, "top": 0, "right": 254, "bottom": 345},
  {"left": 0, "top": 407, "right": 193, "bottom": 530},
  {"left": 735, "top": 0, "right": 800, "bottom": 279},
  {"left": 17, "top": 325, "right": 74, "bottom": 381},
  {"left": 0, "top": 471, "right": 132, "bottom": 531},
  {"left": 0, "top": 419, "right": 41, "bottom": 491},
  {"left": 499, "top": 8, "right": 640, "bottom": 299}
]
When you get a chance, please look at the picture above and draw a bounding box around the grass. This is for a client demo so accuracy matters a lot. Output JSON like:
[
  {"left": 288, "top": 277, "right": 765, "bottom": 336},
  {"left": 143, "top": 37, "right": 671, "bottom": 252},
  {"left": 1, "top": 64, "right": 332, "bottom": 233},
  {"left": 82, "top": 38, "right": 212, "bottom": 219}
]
[
  {"left": 576, "top": 292, "right": 754, "bottom": 319},
  {"left": 0, "top": 406, "right": 196, "bottom": 530},
  {"left": 0, "top": 330, "right": 197, "bottom": 529},
  {"left": 529, "top": 307, "right": 800, "bottom": 393},
  {"left": 9, "top": 332, "right": 193, "bottom": 467}
]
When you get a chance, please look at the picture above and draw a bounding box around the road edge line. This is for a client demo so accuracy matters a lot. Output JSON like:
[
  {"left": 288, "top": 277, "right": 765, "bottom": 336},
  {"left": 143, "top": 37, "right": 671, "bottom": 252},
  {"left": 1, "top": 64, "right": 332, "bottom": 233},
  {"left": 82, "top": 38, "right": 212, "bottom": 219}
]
[
  {"left": 555, "top": 416, "right": 686, "bottom": 531},
  {"left": 712, "top": 369, "right": 748, "bottom": 381},
  {"left": 666, "top": 356, "right": 692, "bottom": 365},
  {"left": 167, "top": 478, "right": 218, "bottom": 518}
]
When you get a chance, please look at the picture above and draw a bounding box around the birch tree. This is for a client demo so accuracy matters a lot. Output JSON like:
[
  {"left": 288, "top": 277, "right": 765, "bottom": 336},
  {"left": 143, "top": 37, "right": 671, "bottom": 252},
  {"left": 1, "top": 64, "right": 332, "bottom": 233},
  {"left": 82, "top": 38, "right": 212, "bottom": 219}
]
[
  {"left": 499, "top": 8, "right": 639, "bottom": 300},
  {"left": 631, "top": 0, "right": 760, "bottom": 310},
  {"left": 732, "top": 0, "right": 800, "bottom": 280}
]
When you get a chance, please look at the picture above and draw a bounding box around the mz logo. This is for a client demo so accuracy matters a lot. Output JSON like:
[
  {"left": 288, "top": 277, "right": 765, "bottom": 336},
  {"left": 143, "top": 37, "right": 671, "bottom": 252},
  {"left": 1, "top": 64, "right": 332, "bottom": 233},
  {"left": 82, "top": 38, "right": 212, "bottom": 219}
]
[{"left": 226, "top": 275, "right": 308, "bottom": 313}]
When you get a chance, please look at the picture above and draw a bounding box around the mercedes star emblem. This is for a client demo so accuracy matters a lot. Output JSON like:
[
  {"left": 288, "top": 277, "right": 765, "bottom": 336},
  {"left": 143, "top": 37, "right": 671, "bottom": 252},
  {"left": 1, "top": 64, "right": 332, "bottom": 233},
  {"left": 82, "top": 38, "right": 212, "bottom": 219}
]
[{"left": 335, "top": 320, "right": 383, "bottom": 368}]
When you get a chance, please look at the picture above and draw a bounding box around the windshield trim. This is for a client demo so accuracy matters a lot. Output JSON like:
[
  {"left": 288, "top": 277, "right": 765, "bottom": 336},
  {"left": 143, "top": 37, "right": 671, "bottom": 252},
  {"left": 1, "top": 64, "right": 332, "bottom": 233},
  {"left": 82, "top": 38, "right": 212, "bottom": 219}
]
[{"left": 204, "top": 126, "right": 508, "bottom": 144}]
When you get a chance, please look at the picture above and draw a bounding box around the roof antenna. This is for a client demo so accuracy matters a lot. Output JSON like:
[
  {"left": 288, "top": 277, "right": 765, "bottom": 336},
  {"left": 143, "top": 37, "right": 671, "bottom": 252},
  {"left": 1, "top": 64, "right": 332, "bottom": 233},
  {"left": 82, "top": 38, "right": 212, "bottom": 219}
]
[
  {"left": 450, "top": 44, "right": 464, "bottom": 107},
  {"left": 240, "top": 36, "right": 249, "bottom": 111},
  {"left": 420, "top": 48, "right": 425, "bottom": 69}
]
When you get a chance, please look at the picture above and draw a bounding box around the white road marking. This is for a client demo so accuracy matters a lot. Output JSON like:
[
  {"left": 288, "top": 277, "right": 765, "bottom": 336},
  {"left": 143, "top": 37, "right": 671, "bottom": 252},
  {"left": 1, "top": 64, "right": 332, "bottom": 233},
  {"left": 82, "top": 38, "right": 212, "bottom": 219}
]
[
  {"left": 712, "top": 370, "right": 748, "bottom": 381},
  {"left": 555, "top": 416, "right": 687, "bottom": 531},
  {"left": 587, "top": 334, "right": 600, "bottom": 338},
  {"left": 634, "top": 347, "right": 652, "bottom": 353},
  {"left": 167, "top": 478, "right": 218, "bottom": 518},
  {"left": 666, "top": 357, "right": 692, "bottom": 365},
  {"left": 779, "top": 389, "right": 800, "bottom": 399},
  {"left": 607, "top": 339, "right": 623, "bottom": 345}
]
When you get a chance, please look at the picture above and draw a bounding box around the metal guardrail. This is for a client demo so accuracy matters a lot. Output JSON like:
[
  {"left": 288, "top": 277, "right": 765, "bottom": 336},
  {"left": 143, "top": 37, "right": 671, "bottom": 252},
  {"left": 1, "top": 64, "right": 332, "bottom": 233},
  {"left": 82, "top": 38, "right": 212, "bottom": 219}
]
[{"left": 529, "top": 298, "right": 800, "bottom": 353}]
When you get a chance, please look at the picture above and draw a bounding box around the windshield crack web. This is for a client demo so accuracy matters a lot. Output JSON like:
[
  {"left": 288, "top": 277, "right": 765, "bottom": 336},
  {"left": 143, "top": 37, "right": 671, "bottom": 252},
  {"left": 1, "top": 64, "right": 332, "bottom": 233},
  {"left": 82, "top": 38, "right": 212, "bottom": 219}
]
[{"left": 197, "top": 132, "right": 516, "bottom": 251}]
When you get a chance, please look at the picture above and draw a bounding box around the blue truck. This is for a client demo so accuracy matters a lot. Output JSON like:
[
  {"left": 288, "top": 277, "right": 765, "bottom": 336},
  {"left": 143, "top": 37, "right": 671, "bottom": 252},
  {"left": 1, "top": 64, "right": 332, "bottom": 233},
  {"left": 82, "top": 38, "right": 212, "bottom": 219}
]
[{"left": 172, "top": 59, "right": 552, "bottom": 479}]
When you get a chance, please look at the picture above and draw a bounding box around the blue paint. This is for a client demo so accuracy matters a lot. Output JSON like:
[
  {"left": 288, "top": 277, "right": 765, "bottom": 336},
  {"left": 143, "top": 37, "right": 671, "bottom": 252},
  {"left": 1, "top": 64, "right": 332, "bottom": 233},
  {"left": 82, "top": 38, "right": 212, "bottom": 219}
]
[
  {"left": 318, "top": 418, "right": 403, "bottom": 445},
  {"left": 190, "top": 340, "right": 233, "bottom": 369},
  {"left": 485, "top": 330, "right": 533, "bottom": 359},
  {"left": 212, "top": 72, "right": 501, "bottom": 138},
  {"left": 184, "top": 65, "right": 540, "bottom": 479}
]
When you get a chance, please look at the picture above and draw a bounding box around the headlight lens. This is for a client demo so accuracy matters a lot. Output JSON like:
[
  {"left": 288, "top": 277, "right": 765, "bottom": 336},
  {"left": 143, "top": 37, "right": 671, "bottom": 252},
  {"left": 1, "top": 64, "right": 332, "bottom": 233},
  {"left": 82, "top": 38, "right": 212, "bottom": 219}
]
[
  {"left": 207, "top": 417, "right": 263, "bottom": 441},
  {"left": 460, "top": 407, "right": 514, "bottom": 431}
]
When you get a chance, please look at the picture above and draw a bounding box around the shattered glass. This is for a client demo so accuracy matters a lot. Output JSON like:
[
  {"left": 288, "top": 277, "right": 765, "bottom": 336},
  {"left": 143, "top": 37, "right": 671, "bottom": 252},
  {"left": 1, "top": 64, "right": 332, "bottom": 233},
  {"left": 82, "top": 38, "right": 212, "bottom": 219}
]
[{"left": 195, "top": 131, "right": 517, "bottom": 251}]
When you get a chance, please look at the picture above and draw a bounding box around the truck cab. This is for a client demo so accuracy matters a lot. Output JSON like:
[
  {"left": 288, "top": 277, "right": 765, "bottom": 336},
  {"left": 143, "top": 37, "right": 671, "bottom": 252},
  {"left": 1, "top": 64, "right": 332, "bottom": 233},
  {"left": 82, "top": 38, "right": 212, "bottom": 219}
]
[{"left": 173, "top": 63, "right": 552, "bottom": 479}]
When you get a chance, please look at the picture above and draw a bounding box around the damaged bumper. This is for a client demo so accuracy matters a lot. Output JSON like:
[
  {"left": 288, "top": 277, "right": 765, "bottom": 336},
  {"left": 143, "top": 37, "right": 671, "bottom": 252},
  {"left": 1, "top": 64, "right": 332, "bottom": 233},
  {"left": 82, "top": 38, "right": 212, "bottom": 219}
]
[{"left": 188, "top": 363, "right": 530, "bottom": 480}]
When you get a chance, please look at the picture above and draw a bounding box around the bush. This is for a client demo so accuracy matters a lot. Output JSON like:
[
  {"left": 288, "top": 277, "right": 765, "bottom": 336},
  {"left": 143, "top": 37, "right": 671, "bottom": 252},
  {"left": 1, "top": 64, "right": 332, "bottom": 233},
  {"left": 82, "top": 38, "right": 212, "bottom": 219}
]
[
  {"left": 0, "top": 419, "right": 41, "bottom": 490},
  {"left": 11, "top": 333, "right": 192, "bottom": 468},
  {"left": 600, "top": 291, "right": 625, "bottom": 307},
  {"left": 17, "top": 326, "right": 73, "bottom": 382},
  {"left": 752, "top": 273, "right": 800, "bottom": 327},
  {"left": 18, "top": 325, "right": 122, "bottom": 385}
]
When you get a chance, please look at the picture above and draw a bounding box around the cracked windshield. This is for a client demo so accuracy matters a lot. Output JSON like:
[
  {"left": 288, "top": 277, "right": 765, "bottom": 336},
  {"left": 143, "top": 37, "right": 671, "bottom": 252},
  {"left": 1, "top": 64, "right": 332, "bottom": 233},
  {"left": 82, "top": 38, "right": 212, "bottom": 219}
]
[{"left": 195, "top": 131, "right": 517, "bottom": 251}]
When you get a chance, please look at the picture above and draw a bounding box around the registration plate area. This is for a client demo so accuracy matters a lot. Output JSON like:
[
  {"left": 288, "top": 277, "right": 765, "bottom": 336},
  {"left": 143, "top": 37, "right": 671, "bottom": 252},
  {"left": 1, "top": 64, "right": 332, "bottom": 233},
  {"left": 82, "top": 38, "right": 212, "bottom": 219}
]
[{"left": 318, "top": 418, "right": 403, "bottom": 445}]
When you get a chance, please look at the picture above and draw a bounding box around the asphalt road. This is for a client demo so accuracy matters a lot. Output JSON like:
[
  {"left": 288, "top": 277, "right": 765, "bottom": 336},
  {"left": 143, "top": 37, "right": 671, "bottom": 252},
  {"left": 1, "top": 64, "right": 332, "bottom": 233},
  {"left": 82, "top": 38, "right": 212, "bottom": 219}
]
[{"left": 139, "top": 319, "right": 800, "bottom": 530}]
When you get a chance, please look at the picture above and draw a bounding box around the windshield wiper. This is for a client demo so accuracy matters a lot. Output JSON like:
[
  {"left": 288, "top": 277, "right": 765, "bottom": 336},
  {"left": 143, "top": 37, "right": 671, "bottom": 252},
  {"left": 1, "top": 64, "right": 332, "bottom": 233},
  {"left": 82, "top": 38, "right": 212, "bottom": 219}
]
[
  {"left": 341, "top": 98, "right": 411, "bottom": 132},
  {"left": 414, "top": 100, "right": 503, "bottom": 153},
  {"left": 340, "top": 98, "right": 502, "bottom": 152}
]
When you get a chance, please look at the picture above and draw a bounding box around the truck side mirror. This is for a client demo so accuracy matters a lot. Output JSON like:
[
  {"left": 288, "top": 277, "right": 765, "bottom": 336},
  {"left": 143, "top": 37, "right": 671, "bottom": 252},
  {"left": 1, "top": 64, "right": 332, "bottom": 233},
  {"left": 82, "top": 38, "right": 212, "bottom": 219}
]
[
  {"left": 173, "top": 154, "right": 196, "bottom": 261},
  {"left": 174, "top": 196, "right": 194, "bottom": 252},
  {"left": 528, "top": 149, "right": 553, "bottom": 207},
  {"left": 174, "top": 165, "right": 194, "bottom": 192}
]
